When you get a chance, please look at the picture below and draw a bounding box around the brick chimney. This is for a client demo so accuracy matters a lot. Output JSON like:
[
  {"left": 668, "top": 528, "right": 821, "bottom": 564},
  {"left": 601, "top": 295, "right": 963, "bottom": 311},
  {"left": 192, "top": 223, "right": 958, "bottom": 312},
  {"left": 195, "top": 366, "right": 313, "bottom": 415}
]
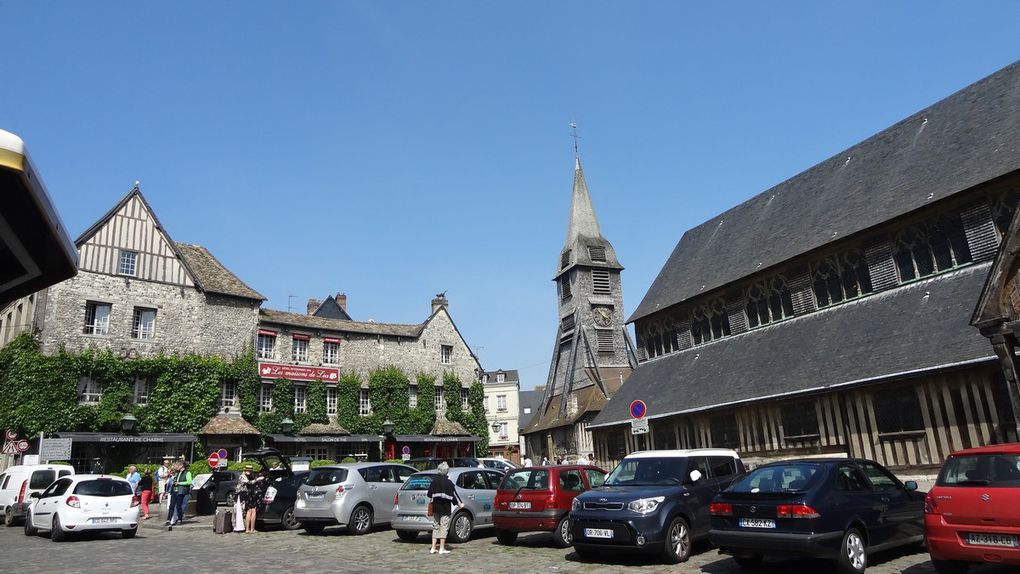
[
  {"left": 307, "top": 298, "right": 319, "bottom": 315},
  {"left": 431, "top": 292, "right": 449, "bottom": 314},
  {"left": 336, "top": 292, "right": 347, "bottom": 312}
]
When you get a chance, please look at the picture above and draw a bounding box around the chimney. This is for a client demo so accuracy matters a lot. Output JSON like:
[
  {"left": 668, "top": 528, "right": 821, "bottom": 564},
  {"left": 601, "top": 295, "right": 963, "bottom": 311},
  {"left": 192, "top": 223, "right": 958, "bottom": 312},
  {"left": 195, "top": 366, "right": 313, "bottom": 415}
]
[
  {"left": 306, "top": 298, "right": 319, "bottom": 316},
  {"left": 336, "top": 292, "right": 347, "bottom": 312},
  {"left": 431, "top": 292, "right": 449, "bottom": 314}
]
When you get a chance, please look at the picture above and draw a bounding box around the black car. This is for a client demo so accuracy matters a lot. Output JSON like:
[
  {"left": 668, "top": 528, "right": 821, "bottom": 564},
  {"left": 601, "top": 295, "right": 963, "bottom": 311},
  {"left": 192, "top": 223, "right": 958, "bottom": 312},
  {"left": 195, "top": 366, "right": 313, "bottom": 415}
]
[
  {"left": 405, "top": 457, "right": 483, "bottom": 471},
  {"left": 708, "top": 458, "right": 925, "bottom": 574},
  {"left": 240, "top": 449, "right": 293, "bottom": 481},
  {"left": 570, "top": 449, "right": 744, "bottom": 563},
  {"left": 257, "top": 470, "right": 310, "bottom": 530},
  {"left": 200, "top": 470, "right": 240, "bottom": 506}
]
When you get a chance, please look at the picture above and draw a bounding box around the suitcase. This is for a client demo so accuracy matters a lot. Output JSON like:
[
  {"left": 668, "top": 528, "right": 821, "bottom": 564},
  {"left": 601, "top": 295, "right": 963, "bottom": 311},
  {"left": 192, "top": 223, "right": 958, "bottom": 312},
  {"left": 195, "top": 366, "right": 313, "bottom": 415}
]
[{"left": 214, "top": 508, "right": 232, "bottom": 534}]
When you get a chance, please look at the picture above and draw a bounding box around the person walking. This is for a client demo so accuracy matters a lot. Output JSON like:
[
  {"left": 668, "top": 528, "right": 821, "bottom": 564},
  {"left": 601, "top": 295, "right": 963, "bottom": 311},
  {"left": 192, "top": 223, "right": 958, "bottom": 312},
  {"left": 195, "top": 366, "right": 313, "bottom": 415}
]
[
  {"left": 126, "top": 465, "right": 141, "bottom": 495},
  {"left": 138, "top": 469, "right": 154, "bottom": 520},
  {"left": 426, "top": 462, "right": 463, "bottom": 555}
]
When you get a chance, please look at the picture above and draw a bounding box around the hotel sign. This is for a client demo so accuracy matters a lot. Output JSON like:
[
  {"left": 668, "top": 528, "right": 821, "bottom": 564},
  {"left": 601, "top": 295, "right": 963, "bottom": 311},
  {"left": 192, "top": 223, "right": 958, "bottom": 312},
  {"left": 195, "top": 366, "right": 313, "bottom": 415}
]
[{"left": 259, "top": 362, "right": 340, "bottom": 382}]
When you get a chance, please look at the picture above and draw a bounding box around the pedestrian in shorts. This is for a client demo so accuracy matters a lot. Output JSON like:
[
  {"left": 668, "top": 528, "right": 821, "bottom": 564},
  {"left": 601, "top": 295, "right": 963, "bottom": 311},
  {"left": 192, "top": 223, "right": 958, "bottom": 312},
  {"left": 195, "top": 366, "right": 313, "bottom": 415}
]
[{"left": 426, "top": 462, "right": 463, "bottom": 554}]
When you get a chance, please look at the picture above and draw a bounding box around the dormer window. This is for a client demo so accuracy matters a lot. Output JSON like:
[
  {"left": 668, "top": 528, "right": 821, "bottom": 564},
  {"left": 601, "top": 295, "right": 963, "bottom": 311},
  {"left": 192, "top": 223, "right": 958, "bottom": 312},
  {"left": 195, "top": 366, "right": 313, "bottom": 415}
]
[{"left": 496, "top": 372, "right": 505, "bottom": 383}]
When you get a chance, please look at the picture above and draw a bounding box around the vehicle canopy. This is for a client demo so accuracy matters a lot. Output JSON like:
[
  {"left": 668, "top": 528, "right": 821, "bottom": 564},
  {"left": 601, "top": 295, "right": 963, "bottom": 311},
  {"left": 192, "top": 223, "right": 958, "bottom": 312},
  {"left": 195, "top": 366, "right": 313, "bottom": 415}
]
[{"left": 240, "top": 449, "right": 292, "bottom": 480}]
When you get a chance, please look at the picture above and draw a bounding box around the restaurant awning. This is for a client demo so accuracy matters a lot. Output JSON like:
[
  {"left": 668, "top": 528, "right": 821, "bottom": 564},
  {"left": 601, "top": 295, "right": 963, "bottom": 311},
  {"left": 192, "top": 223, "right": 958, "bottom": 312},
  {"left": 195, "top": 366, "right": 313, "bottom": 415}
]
[
  {"left": 53, "top": 432, "right": 198, "bottom": 443},
  {"left": 396, "top": 435, "right": 481, "bottom": 444},
  {"left": 266, "top": 434, "right": 380, "bottom": 444}
]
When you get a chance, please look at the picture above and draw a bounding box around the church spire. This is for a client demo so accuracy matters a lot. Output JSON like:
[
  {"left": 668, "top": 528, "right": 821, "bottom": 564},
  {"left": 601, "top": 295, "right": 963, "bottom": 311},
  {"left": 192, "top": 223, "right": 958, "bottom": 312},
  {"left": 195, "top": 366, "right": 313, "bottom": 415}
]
[{"left": 565, "top": 156, "right": 603, "bottom": 244}]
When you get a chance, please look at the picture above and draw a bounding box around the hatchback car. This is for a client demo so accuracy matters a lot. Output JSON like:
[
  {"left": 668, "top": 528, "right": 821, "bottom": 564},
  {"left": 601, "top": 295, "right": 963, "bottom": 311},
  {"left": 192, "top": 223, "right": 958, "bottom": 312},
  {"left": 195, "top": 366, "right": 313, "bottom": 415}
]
[
  {"left": 570, "top": 449, "right": 744, "bottom": 563},
  {"left": 405, "top": 457, "right": 484, "bottom": 471},
  {"left": 258, "top": 470, "right": 309, "bottom": 530},
  {"left": 24, "top": 475, "right": 140, "bottom": 541},
  {"left": 493, "top": 464, "right": 606, "bottom": 547},
  {"left": 480, "top": 458, "right": 520, "bottom": 472},
  {"left": 709, "top": 458, "right": 924, "bottom": 573},
  {"left": 198, "top": 470, "right": 240, "bottom": 506},
  {"left": 295, "top": 462, "right": 417, "bottom": 535},
  {"left": 391, "top": 467, "right": 504, "bottom": 543},
  {"left": 925, "top": 443, "right": 1020, "bottom": 573},
  {"left": 1, "top": 463, "right": 74, "bottom": 526}
]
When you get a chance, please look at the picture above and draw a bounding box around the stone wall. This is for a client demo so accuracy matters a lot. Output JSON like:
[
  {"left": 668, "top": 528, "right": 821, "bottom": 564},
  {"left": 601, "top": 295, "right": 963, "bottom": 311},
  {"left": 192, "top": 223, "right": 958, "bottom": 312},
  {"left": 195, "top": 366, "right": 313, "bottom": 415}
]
[{"left": 38, "top": 270, "right": 258, "bottom": 358}]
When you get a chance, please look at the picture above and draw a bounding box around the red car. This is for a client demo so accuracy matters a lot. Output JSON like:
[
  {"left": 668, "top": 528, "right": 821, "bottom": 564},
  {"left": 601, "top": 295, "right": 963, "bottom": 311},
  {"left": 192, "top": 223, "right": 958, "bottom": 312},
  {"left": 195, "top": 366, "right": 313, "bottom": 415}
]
[
  {"left": 493, "top": 464, "right": 606, "bottom": 548},
  {"left": 925, "top": 442, "right": 1020, "bottom": 573}
]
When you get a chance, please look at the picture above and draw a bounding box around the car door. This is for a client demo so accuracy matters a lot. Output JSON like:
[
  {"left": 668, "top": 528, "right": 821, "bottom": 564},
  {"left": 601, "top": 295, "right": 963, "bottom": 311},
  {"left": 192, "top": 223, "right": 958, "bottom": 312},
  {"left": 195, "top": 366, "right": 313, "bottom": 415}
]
[
  {"left": 457, "top": 471, "right": 491, "bottom": 524},
  {"left": 835, "top": 463, "right": 891, "bottom": 546},
  {"left": 858, "top": 460, "right": 923, "bottom": 545},
  {"left": 33, "top": 478, "right": 71, "bottom": 527},
  {"left": 683, "top": 456, "right": 716, "bottom": 537},
  {"left": 362, "top": 466, "right": 395, "bottom": 522}
]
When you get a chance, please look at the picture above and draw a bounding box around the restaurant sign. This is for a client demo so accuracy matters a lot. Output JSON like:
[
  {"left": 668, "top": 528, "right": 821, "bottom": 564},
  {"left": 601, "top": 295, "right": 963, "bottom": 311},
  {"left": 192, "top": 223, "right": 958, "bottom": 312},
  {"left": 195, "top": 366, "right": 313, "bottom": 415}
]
[{"left": 258, "top": 362, "right": 340, "bottom": 382}]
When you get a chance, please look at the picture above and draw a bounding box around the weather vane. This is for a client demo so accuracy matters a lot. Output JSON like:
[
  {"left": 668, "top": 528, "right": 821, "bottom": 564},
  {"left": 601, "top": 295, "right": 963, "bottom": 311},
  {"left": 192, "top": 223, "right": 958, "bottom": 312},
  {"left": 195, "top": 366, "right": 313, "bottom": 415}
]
[{"left": 569, "top": 122, "right": 580, "bottom": 155}]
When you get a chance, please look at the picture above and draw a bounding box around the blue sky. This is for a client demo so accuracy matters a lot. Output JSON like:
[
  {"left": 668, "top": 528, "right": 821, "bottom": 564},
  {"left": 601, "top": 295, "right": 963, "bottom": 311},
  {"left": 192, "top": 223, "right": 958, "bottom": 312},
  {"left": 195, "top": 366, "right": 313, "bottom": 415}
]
[{"left": 3, "top": 2, "right": 1020, "bottom": 389}]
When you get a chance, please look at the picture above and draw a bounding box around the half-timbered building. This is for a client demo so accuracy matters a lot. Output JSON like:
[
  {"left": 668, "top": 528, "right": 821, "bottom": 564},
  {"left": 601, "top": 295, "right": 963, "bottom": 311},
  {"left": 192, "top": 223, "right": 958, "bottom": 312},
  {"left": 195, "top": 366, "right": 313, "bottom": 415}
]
[{"left": 588, "top": 61, "right": 1020, "bottom": 483}]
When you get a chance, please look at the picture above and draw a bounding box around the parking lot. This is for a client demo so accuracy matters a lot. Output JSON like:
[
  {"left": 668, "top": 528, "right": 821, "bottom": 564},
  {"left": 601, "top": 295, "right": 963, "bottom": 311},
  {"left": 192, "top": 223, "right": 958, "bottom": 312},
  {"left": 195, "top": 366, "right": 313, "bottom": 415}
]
[{"left": 0, "top": 516, "right": 1016, "bottom": 574}]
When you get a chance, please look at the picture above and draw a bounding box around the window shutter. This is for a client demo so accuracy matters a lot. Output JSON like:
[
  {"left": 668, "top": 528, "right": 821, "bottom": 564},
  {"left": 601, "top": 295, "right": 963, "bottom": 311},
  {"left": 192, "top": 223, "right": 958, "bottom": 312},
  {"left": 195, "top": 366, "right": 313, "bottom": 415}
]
[
  {"left": 588, "top": 246, "right": 607, "bottom": 262},
  {"left": 725, "top": 298, "right": 748, "bottom": 335},
  {"left": 675, "top": 319, "right": 693, "bottom": 351},
  {"left": 864, "top": 239, "right": 898, "bottom": 292},
  {"left": 591, "top": 270, "right": 611, "bottom": 294},
  {"left": 960, "top": 201, "right": 998, "bottom": 262},
  {"left": 786, "top": 267, "right": 816, "bottom": 315},
  {"left": 595, "top": 329, "right": 614, "bottom": 353}
]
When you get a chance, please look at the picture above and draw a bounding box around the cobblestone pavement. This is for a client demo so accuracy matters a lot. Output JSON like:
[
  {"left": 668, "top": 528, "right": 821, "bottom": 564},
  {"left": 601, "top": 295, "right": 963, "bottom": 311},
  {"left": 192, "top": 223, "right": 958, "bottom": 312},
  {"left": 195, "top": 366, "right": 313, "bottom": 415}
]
[{"left": 0, "top": 516, "right": 1016, "bottom": 574}]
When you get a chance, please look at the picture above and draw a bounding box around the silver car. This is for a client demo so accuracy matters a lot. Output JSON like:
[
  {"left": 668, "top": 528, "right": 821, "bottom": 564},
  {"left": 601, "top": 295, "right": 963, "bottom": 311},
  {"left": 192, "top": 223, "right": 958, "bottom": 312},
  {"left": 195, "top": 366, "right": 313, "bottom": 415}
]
[
  {"left": 391, "top": 467, "right": 504, "bottom": 543},
  {"left": 294, "top": 463, "right": 416, "bottom": 535}
]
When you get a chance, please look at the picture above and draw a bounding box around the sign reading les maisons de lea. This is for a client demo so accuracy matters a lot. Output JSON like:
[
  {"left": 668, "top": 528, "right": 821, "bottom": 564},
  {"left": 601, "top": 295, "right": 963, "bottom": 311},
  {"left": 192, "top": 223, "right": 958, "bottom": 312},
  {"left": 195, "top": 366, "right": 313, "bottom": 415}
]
[{"left": 258, "top": 362, "right": 340, "bottom": 382}]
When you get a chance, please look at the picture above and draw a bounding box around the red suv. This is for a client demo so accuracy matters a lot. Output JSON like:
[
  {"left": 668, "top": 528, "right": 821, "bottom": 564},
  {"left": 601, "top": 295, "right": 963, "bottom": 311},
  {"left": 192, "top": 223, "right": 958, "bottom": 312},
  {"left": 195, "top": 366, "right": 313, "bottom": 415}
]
[
  {"left": 925, "top": 443, "right": 1020, "bottom": 573},
  {"left": 493, "top": 465, "right": 606, "bottom": 548}
]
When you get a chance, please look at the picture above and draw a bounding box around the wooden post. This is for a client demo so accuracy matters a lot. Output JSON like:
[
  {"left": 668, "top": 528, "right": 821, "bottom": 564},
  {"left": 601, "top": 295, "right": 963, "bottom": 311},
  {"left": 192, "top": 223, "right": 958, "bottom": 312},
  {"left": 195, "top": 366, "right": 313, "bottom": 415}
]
[{"left": 991, "top": 336, "right": 1020, "bottom": 440}]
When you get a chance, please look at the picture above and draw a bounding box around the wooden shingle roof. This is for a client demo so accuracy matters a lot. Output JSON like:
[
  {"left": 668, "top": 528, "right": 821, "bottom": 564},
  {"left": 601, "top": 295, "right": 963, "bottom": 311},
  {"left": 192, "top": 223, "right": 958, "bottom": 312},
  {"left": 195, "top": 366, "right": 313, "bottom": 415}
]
[{"left": 176, "top": 243, "right": 265, "bottom": 301}]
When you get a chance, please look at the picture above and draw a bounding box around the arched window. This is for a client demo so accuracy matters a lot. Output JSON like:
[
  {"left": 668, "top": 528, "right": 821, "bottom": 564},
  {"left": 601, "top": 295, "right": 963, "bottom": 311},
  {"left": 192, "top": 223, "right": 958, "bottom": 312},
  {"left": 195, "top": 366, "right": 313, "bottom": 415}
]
[
  {"left": 691, "top": 298, "right": 730, "bottom": 345},
  {"left": 812, "top": 249, "right": 873, "bottom": 308},
  {"left": 745, "top": 275, "right": 794, "bottom": 328},
  {"left": 893, "top": 213, "right": 972, "bottom": 282}
]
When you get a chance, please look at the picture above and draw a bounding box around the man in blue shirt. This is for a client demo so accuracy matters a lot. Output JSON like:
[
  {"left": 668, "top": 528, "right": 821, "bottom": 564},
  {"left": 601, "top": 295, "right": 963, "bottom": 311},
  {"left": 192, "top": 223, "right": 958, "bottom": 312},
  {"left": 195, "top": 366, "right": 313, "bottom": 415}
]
[{"left": 126, "top": 465, "right": 141, "bottom": 494}]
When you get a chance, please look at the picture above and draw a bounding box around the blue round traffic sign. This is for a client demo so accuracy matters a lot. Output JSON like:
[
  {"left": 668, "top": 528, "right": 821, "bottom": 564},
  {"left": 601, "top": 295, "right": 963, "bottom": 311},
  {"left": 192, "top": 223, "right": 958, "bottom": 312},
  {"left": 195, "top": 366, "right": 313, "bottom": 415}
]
[{"left": 630, "top": 400, "right": 647, "bottom": 419}]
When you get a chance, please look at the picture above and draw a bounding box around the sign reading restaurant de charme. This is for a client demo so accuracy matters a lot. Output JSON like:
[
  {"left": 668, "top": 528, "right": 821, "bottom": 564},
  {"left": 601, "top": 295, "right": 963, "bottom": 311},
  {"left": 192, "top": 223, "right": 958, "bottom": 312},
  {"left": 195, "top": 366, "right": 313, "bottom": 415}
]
[{"left": 258, "top": 362, "right": 340, "bottom": 382}]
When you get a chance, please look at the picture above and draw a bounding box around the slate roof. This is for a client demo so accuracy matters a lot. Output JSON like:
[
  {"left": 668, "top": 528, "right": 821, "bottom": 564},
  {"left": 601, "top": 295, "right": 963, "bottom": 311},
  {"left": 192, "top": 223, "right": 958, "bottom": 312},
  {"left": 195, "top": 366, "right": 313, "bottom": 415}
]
[
  {"left": 260, "top": 308, "right": 423, "bottom": 337},
  {"left": 518, "top": 387, "right": 545, "bottom": 429},
  {"left": 482, "top": 369, "right": 520, "bottom": 384},
  {"left": 176, "top": 243, "right": 265, "bottom": 301},
  {"left": 313, "top": 295, "right": 353, "bottom": 321},
  {"left": 631, "top": 60, "right": 1020, "bottom": 323},
  {"left": 592, "top": 264, "right": 996, "bottom": 428}
]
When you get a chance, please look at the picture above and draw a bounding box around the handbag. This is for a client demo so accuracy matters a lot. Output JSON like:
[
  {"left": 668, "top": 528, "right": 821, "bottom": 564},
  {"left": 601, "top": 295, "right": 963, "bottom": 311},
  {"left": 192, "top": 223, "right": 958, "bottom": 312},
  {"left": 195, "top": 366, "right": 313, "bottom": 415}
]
[{"left": 427, "top": 502, "right": 434, "bottom": 517}]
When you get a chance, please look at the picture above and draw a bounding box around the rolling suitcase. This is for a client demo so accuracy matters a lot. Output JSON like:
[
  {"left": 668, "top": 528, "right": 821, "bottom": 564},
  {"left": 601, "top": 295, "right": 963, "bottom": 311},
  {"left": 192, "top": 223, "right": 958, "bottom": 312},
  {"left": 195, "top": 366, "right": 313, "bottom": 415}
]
[{"left": 214, "top": 508, "right": 232, "bottom": 534}]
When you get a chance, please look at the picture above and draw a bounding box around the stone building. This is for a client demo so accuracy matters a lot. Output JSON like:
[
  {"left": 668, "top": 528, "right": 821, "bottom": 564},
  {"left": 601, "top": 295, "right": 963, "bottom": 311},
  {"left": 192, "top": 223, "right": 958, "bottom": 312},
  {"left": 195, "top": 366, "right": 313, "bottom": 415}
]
[
  {"left": 522, "top": 156, "right": 636, "bottom": 462},
  {"left": 481, "top": 369, "right": 521, "bottom": 462},
  {"left": 588, "top": 61, "right": 1020, "bottom": 483}
]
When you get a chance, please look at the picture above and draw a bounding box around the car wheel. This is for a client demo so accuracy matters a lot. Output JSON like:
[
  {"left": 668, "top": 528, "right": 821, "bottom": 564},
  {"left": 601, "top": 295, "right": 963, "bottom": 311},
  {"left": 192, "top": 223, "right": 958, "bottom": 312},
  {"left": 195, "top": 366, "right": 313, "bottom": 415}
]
[
  {"left": 495, "top": 529, "right": 518, "bottom": 545},
  {"left": 4, "top": 507, "right": 15, "bottom": 527},
  {"left": 931, "top": 558, "right": 969, "bottom": 574},
  {"left": 447, "top": 511, "right": 473, "bottom": 544},
  {"left": 301, "top": 523, "right": 326, "bottom": 534},
  {"left": 551, "top": 516, "right": 572, "bottom": 548},
  {"left": 281, "top": 506, "right": 300, "bottom": 530},
  {"left": 347, "top": 505, "right": 373, "bottom": 535},
  {"left": 662, "top": 516, "right": 692, "bottom": 564},
  {"left": 734, "top": 554, "right": 764, "bottom": 568},
  {"left": 122, "top": 528, "right": 137, "bottom": 539},
  {"left": 836, "top": 527, "right": 867, "bottom": 574},
  {"left": 51, "top": 515, "right": 67, "bottom": 542},
  {"left": 23, "top": 513, "right": 37, "bottom": 537},
  {"left": 225, "top": 491, "right": 236, "bottom": 507},
  {"left": 396, "top": 529, "right": 419, "bottom": 542}
]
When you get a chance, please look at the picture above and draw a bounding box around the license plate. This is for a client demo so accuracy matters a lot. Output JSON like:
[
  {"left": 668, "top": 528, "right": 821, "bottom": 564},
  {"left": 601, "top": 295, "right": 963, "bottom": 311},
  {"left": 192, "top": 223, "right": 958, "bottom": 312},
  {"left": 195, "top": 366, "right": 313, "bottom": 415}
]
[
  {"left": 92, "top": 517, "right": 119, "bottom": 524},
  {"left": 967, "top": 533, "right": 1019, "bottom": 547},
  {"left": 584, "top": 528, "right": 614, "bottom": 539},
  {"left": 739, "top": 518, "right": 776, "bottom": 529},
  {"left": 509, "top": 502, "right": 531, "bottom": 510}
]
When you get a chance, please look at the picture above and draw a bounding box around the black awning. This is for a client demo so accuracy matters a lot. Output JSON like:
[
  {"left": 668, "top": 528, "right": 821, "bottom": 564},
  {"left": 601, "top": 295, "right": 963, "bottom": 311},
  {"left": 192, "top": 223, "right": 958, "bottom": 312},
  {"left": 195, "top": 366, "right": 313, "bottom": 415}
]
[
  {"left": 396, "top": 435, "right": 481, "bottom": 443},
  {"left": 266, "top": 434, "right": 380, "bottom": 444},
  {"left": 53, "top": 432, "right": 197, "bottom": 444}
]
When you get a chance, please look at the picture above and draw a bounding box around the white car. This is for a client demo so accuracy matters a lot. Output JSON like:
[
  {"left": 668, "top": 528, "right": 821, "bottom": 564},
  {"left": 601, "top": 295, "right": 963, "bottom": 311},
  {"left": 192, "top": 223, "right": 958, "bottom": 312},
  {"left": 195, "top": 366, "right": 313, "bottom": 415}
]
[
  {"left": 24, "top": 475, "right": 140, "bottom": 541},
  {"left": 479, "top": 458, "right": 520, "bottom": 472}
]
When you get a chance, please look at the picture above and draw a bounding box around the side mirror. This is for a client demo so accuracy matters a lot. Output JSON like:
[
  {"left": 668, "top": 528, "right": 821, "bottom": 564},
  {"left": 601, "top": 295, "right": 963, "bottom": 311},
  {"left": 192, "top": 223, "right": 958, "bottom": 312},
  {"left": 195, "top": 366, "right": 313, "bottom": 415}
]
[
  {"left": 904, "top": 480, "right": 918, "bottom": 492},
  {"left": 688, "top": 469, "right": 703, "bottom": 483},
  {"left": 30, "top": 492, "right": 41, "bottom": 499}
]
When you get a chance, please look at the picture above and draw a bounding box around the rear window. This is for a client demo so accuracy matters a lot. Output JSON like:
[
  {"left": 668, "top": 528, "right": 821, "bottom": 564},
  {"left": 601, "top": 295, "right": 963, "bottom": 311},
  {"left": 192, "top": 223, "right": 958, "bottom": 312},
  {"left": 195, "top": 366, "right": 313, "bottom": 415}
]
[
  {"left": 306, "top": 468, "right": 348, "bottom": 487},
  {"left": 29, "top": 470, "right": 57, "bottom": 490},
  {"left": 74, "top": 479, "right": 133, "bottom": 497},
  {"left": 499, "top": 469, "right": 550, "bottom": 490},
  {"left": 938, "top": 454, "right": 1020, "bottom": 488},
  {"left": 728, "top": 464, "right": 821, "bottom": 493},
  {"left": 605, "top": 457, "right": 685, "bottom": 486},
  {"left": 401, "top": 475, "right": 435, "bottom": 491}
]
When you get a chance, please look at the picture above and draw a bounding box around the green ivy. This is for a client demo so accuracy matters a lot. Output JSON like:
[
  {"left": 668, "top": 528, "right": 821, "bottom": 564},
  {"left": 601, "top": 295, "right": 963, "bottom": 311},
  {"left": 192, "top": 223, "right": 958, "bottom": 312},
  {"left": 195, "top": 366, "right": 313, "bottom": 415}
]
[
  {"left": 336, "top": 373, "right": 362, "bottom": 432},
  {"left": 307, "top": 379, "right": 327, "bottom": 424}
]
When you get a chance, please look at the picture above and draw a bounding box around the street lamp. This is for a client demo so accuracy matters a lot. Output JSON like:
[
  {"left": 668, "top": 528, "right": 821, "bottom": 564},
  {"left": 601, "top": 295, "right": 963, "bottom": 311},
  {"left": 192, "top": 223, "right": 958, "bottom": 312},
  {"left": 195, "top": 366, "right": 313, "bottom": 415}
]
[
  {"left": 120, "top": 413, "right": 138, "bottom": 433},
  {"left": 382, "top": 419, "right": 395, "bottom": 435},
  {"left": 491, "top": 420, "right": 501, "bottom": 433},
  {"left": 281, "top": 417, "right": 294, "bottom": 434}
]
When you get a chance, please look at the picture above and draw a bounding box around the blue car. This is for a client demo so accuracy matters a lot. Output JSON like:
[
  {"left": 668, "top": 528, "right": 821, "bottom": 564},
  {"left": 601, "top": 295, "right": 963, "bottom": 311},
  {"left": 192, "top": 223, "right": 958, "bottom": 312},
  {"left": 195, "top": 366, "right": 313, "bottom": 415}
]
[
  {"left": 708, "top": 458, "right": 925, "bottom": 573},
  {"left": 570, "top": 449, "right": 744, "bottom": 563}
]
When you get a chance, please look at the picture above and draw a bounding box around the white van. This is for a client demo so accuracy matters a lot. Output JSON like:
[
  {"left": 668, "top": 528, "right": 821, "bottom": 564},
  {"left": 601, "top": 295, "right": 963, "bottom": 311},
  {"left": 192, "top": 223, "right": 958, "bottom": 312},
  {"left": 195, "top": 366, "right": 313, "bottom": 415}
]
[{"left": 0, "top": 463, "right": 75, "bottom": 526}]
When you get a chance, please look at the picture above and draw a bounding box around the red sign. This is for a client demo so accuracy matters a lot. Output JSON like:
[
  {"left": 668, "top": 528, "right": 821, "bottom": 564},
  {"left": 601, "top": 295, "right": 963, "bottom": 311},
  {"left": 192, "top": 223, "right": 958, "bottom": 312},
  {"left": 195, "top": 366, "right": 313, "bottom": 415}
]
[
  {"left": 207, "top": 453, "right": 220, "bottom": 468},
  {"left": 630, "top": 400, "right": 647, "bottom": 419},
  {"left": 258, "top": 362, "right": 340, "bottom": 382}
]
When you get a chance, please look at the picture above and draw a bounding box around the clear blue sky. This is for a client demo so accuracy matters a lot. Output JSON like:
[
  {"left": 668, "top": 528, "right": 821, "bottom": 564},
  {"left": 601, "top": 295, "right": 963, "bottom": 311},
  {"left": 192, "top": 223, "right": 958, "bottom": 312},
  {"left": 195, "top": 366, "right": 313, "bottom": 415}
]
[{"left": 3, "top": 2, "right": 1020, "bottom": 389}]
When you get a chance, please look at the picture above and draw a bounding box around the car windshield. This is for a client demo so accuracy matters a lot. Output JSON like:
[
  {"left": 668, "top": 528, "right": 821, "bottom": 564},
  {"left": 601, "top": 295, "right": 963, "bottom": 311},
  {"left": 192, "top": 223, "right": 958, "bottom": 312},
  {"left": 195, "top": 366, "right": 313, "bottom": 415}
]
[
  {"left": 29, "top": 470, "right": 57, "bottom": 490},
  {"left": 729, "top": 464, "right": 821, "bottom": 493},
  {"left": 499, "top": 469, "right": 550, "bottom": 490},
  {"left": 74, "top": 479, "right": 133, "bottom": 497},
  {"left": 305, "top": 468, "right": 348, "bottom": 487},
  {"left": 401, "top": 475, "right": 434, "bottom": 491},
  {"left": 604, "top": 458, "right": 684, "bottom": 486},
  {"left": 938, "top": 454, "right": 1020, "bottom": 487}
]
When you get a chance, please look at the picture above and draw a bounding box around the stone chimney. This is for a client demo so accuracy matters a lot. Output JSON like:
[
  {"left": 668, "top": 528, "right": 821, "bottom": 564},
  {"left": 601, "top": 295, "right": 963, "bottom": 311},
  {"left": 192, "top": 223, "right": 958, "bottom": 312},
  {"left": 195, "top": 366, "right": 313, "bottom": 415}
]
[
  {"left": 336, "top": 292, "right": 347, "bottom": 312},
  {"left": 431, "top": 292, "right": 449, "bottom": 314},
  {"left": 306, "top": 298, "right": 319, "bottom": 315}
]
